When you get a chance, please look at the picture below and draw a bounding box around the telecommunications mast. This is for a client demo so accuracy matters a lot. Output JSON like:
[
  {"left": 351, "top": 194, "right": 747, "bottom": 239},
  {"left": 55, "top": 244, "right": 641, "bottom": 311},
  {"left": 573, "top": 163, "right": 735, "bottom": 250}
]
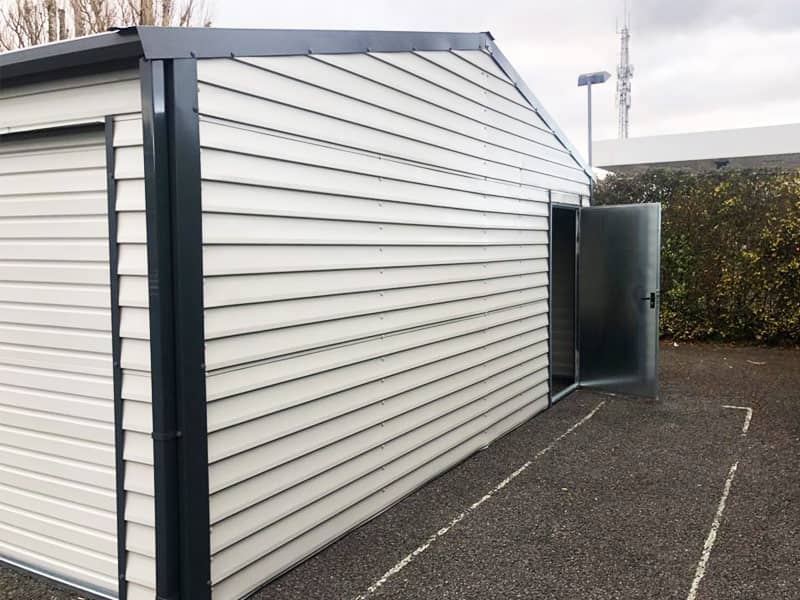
[{"left": 617, "top": 0, "right": 633, "bottom": 138}]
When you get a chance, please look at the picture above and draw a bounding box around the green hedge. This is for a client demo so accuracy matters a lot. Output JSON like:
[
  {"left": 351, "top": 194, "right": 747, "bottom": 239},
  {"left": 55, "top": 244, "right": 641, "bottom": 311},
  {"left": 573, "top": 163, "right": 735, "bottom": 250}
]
[{"left": 594, "top": 170, "right": 800, "bottom": 344}]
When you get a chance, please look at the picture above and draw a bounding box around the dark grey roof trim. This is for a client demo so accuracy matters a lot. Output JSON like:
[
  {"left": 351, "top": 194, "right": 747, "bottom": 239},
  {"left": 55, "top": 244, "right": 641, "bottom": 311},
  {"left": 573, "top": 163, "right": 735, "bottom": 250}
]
[
  {"left": 138, "top": 26, "right": 489, "bottom": 58},
  {"left": 1, "top": 26, "right": 488, "bottom": 80},
  {"left": 0, "top": 25, "right": 590, "bottom": 178},
  {"left": 0, "top": 28, "right": 141, "bottom": 80}
]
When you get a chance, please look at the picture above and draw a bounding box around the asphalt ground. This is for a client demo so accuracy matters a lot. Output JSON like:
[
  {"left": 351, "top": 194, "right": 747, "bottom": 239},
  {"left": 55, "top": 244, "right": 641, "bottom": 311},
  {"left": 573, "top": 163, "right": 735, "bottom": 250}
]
[{"left": 2, "top": 342, "right": 798, "bottom": 599}]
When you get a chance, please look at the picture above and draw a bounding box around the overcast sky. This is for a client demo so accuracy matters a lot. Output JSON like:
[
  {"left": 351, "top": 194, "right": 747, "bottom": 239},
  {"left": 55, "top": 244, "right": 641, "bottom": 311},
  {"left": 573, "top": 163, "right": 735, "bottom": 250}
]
[{"left": 214, "top": 0, "right": 800, "bottom": 159}]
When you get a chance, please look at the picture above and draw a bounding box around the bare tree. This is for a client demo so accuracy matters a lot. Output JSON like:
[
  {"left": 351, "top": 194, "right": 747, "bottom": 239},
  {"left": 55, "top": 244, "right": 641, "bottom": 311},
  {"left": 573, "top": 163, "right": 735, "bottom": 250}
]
[
  {"left": 0, "top": 0, "right": 212, "bottom": 51},
  {"left": 45, "top": 0, "right": 55, "bottom": 40},
  {"left": 1, "top": 1, "right": 48, "bottom": 50}
]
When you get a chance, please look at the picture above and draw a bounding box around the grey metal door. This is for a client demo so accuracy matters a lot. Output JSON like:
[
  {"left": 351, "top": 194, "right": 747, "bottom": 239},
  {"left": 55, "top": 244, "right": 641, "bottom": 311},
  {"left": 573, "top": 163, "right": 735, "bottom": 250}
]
[{"left": 578, "top": 203, "right": 661, "bottom": 398}]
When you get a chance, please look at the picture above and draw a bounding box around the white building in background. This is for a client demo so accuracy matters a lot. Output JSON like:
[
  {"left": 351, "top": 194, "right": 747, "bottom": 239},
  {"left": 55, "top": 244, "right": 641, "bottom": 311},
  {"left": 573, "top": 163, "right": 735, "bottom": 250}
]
[{"left": 595, "top": 123, "right": 800, "bottom": 173}]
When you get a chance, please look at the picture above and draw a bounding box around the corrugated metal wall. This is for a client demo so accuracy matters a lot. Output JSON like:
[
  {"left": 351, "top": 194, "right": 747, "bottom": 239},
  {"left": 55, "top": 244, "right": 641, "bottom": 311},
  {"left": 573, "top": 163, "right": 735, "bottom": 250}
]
[
  {"left": 196, "top": 50, "right": 590, "bottom": 599},
  {"left": 0, "top": 72, "right": 148, "bottom": 599}
]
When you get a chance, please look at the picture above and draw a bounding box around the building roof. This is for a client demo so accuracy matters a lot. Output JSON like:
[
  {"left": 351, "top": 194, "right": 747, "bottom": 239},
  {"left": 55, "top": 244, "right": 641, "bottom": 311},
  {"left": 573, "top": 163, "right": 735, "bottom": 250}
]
[
  {"left": 594, "top": 123, "right": 800, "bottom": 173},
  {"left": 0, "top": 26, "right": 591, "bottom": 179}
]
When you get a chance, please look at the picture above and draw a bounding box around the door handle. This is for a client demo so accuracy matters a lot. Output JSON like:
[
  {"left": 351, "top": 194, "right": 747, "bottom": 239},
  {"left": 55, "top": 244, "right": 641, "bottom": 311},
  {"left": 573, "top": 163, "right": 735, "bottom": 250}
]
[{"left": 640, "top": 292, "right": 657, "bottom": 309}]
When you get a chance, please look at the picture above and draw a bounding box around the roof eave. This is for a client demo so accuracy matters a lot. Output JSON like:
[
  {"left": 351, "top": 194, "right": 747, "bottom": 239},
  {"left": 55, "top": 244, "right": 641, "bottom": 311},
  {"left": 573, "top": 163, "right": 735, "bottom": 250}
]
[
  {"left": 0, "top": 28, "right": 143, "bottom": 82},
  {"left": 136, "top": 26, "right": 491, "bottom": 59},
  {"left": 1, "top": 27, "right": 493, "bottom": 82}
]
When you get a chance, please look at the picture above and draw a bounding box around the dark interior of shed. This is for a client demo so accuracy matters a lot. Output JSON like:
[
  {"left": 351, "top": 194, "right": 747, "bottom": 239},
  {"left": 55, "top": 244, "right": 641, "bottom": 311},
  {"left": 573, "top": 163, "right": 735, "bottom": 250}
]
[{"left": 550, "top": 206, "right": 578, "bottom": 396}]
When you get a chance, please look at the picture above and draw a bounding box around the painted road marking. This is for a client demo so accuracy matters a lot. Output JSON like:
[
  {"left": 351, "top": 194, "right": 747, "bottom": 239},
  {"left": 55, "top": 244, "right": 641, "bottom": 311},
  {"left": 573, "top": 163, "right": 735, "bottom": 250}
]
[
  {"left": 685, "top": 461, "right": 740, "bottom": 600},
  {"left": 722, "top": 405, "right": 753, "bottom": 435},
  {"left": 685, "top": 405, "right": 754, "bottom": 600},
  {"left": 353, "top": 400, "right": 607, "bottom": 600}
]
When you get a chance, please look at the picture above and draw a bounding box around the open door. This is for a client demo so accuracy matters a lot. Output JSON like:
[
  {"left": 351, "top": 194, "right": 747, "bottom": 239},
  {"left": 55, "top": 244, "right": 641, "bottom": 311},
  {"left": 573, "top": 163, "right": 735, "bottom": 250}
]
[{"left": 579, "top": 203, "right": 661, "bottom": 398}]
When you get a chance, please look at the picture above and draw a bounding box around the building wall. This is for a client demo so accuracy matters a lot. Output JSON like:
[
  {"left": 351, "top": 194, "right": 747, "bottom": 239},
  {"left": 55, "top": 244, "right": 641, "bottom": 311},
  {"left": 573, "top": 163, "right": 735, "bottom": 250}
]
[
  {"left": 197, "top": 49, "right": 590, "bottom": 599},
  {"left": 0, "top": 71, "right": 151, "bottom": 599},
  {"left": 113, "top": 114, "right": 157, "bottom": 600},
  {"left": 594, "top": 123, "right": 800, "bottom": 172}
]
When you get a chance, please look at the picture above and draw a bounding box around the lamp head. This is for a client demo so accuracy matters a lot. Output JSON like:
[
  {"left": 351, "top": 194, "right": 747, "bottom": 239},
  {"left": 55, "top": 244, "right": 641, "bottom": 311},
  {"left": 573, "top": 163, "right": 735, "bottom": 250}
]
[{"left": 578, "top": 71, "right": 612, "bottom": 86}]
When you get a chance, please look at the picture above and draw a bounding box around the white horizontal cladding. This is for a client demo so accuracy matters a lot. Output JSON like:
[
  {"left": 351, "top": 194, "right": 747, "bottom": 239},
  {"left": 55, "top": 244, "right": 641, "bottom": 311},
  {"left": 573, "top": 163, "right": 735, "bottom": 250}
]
[
  {"left": 197, "top": 131, "right": 561, "bottom": 204},
  {"left": 204, "top": 259, "right": 547, "bottom": 308},
  {"left": 201, "top": 180, "right": 548, "bottom": 225},
  {"left": 204, "top": 243, "right": 545, "bottom": 277},
  {"left": 199, "top": 149, "right": 549, "bottom": 215},
  {"left": 205, "top": 272, "right": 548, "bottom": 339},
  {"left": 0, "top": 125, "right": 119, "bottom": 596},
  {"left": 199, "top": 50, "right": 564, "bottom": 600},
  {"left": 207, "top": 316, "right": 546, "bottom": 437},
  {"left": 112, "top": 113, "right": 158, "bottom": 599},
  {"left": 208, "top": 342, "right": 549, "bottom": 495},
  {"left": 0, "top": 70, "right": 140, "bottom": 133},
  {"left": 206, "top": 303, "right": 546, "bottom": 404},
  {"left": 206, "top": 288, "right": 544, "bottom": 370},
  {"left": 229, "top": 51, "right": 577, "bottom": 170},
  {"left": 312, "top": 52, "right": 568, "bottom": 164},
  {"left": 197, "top": 59, "right": 585, "bottom": 186},
  {"left": 213, "top": 390, "right": 548, "bottom": 600},
  {"left": 210, "top": 373, "right": 548, "bottom": 585},
  {"left": 120, "top": 210, "right": 547, "bottom": 246}
]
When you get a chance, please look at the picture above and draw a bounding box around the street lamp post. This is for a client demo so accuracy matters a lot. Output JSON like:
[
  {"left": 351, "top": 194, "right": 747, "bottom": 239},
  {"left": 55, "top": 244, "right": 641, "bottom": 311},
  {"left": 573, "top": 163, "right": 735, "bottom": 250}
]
[{"left": 577, "top": 71, "right": 611, "bottom": 169}]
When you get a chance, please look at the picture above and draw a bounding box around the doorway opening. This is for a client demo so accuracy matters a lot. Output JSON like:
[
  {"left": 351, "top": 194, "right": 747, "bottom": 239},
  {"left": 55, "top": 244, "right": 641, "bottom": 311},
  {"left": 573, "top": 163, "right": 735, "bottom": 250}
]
[{"left": 550, "top": 205, "right": 578, "bottom": 399}]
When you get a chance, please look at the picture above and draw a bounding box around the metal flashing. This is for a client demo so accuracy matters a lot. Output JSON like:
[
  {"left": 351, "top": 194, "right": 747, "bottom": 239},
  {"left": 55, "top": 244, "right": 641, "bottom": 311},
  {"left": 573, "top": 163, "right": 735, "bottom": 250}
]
[
  {"left": 0, "top": 31, "right": 141, "bottom": 81},
  {"left": 0, "top": 557, "right": 114, "bottom": 600},
  {"left": 136, "top": 26, "right": 490, "bottom": 59},
  {"left": 1, "top": 27, "right": 488, "bottom": 82}
]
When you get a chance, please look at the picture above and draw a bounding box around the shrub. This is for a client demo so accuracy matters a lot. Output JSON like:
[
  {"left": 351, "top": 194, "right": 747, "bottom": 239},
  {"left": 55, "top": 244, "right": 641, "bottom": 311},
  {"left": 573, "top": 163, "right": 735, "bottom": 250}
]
[{"left": 594, "top": 169, "right": 800, "bottom": 344}]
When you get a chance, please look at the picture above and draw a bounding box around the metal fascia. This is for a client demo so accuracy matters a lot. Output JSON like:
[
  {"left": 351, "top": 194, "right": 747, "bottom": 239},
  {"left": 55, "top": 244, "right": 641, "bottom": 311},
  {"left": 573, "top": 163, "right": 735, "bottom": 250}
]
[
  {"left": 1, "top": 27, "right": 492, "bottom": 83},
  {"left": 0, "top": 30, "right": 141, "bottom": 81},
  {"left": 136, "top": 26, "right": 491, "bottom": 59}
]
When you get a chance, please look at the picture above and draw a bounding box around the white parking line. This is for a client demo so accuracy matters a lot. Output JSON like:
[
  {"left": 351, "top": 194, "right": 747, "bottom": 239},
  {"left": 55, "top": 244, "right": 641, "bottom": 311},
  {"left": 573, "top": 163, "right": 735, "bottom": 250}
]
[
  {"left": 685, "top": 405, "right": 754, "bottom": 600},
  {"left": 685, "top": 461, "right": 740, "bottom": 600},
  {"left": 353, "top": 400, "right": 607, "bottom": 600},
  {"left": 722, "top": 405, "right": 753, "bottom": 435}
]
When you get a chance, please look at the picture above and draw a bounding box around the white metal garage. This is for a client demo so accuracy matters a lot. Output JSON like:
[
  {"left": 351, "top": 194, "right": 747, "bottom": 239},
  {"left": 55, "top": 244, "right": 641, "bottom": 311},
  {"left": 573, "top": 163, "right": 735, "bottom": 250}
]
[{"left": 0, "top": 26, "right": 661, "bottom": 600}]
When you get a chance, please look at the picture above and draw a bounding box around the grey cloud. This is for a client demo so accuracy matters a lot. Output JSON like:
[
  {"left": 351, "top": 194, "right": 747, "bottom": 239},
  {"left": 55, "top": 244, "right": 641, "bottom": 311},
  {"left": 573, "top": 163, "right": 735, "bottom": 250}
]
[{"left": 634, "top": 0, "right": 800, "bottom": 34}]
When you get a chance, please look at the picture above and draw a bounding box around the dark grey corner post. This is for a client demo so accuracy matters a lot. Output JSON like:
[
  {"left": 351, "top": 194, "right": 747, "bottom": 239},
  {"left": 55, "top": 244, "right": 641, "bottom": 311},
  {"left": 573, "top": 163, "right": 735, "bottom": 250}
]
[{"left": 140, "top": 57, "right": 211, "bottom": 600}]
